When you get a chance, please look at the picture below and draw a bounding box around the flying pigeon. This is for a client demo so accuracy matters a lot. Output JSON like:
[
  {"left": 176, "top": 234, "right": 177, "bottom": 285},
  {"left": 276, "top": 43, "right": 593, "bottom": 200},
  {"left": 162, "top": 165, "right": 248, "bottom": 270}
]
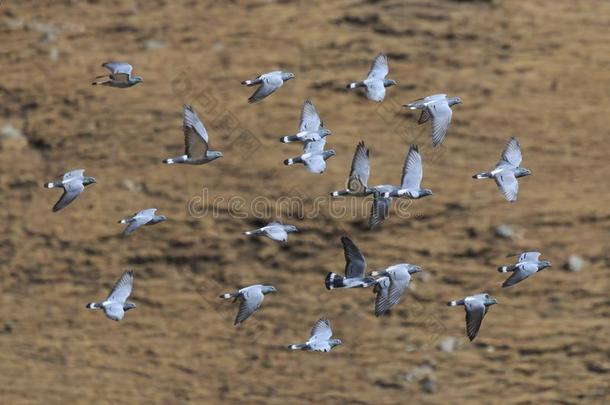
[
  {"left": 118, "top": 208, "right": 167, "bottom": 235},
  {"left": 243, "top": 221, "right": 298, "bottom": 242},
  {"left": 163, "top": 105, "right": 223, "bottom": 165},
  {"left": 86, "top": 270, "right": 136, "bottom": 321},
  {"left": 346, "top": 53, "right": 396, "bottom": 102},
  {"left": 371, "top": 264, "right": 422, "bottom": 316},
  {"left": 329, "top": 141, "right": 370, "bottom": 197},
  {"left": 498, "top": 251, "right": 552, "bottom": 288},
  {"left": 91, "top": 62, "right": 143, "bottom": 88},
  {"left": 241, "top": 71, "right": 295, "bottom": 103},
  {"left": 284, "top": 138, "right": 335, "bottom": 174},
  {"left": 44, "top": 169, "right": 96, "bottom": 212},
  {"left": 280, "top": 100, "right": 332, "bottom": 144},
  {"left": 473, "top": 136, "right": 531, "bottom": 202},
  {"left": 219, "top": 284, "right": 277, "bottom": 325},
  {"left": 383, "top": 145, "right": 433, "bottom": 199},
  {"left": 288, "top": 318, "right": 343, "bottom": 352},
  {"left": 447, "top": 293, "right": 497, "bottom": 341},
  {"left": 325, "top": 236, "right": 376, "bottom": 290},
  {"left": 404, "top": 94, "right": 462, "bottom": 147}
]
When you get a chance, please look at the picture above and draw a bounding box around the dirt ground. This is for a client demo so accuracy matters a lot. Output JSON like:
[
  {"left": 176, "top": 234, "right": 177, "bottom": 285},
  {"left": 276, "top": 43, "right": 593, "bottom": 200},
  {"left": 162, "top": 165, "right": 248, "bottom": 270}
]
[{"left": 1, "top": 0, "right": 609, "bottom": 403}]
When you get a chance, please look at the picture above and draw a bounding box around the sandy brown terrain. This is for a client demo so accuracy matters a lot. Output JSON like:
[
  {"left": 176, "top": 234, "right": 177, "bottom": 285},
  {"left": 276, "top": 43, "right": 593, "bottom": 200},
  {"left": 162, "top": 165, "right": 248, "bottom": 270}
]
[{"left": 1, "top": 0, "right": 609, "bottom": 403}]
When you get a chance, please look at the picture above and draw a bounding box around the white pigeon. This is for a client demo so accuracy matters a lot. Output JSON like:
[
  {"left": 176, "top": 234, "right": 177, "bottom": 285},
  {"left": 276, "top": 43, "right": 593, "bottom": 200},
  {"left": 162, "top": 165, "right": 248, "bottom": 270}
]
[
  {"left": 243, "top": 221, "right": 298, "bottom": 242},
  {"left": 288, "top": 318, "right": 343, "bottom": 352},
  {"left": 404, "top": 94, "right": 462, "bottom": 147},
  {"left": 447, "top": 293, "right": 497, "bottom": 341},
  {"left": 241, "top": 71, "right": 295, "bottom": 103},
  {"left": 118, "top": 208, "right": 167, "bottom": 235},
  {"left": 44, "top": 169, "right": 96, "bottom": 212},
  {"left": 346, "top": 53, "right": 396, "bottom": 102},
  {"left": 91, "top": 62, "right": 143, "bottom": 88},
  {"left": 371, "top": 264, "right": 422, "bottom": 316},
  {"left": 219, "top": 284, "right": 277, "bottom": 325},
  {"left": 86, "top": 270, "right": 136, "bottom": 321},
  {"left": 498, "top": 251, "right": 552, "bottom": 288}
]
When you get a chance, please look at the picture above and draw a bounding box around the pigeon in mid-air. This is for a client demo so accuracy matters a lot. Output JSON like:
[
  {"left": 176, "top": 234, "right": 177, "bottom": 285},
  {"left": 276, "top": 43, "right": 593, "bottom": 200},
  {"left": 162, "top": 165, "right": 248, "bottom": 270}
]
[
  {"left": 284, "top": 138, "right": 335, "bottom": 174},
  {"left": 346, "top": 53, "right": 396, "bottom": 102},
  {"left": 404, "top": 94, "right": 462, "bottom": 147},
  {"left": 371, "top": 264, "right": 422, "bottom": 316},
  {"left": 91, "top": 62, "right": 143, "bottom": 88},
  {"left": 243, "top": 221, "right": 298, "bottom": 242},
  {"left": 447, "top": 293, "right": 497, "bottom": 341},
  {"left": 498, "top": 251, "right": 552, "bottom": 288},
  {"left": 44, "top": 169, "right": 96, "bottom": 212},
  {"left": 325, "top": 236, "right": 376, "bottom": 290},
  {"left": 288, "top": 318, "right": 343, "bottom": 352},
  {"left": 86, "top": 270, "right": 136, "bottom": 321},
  {"left": 118, "top": 208, "right": 167, "bottom": 235},
  {"left": 163, "top": 105, "right": 223, "bottom": 165},
  {"left": 241, "top": 71, "right": 295, "bottom": 103},
  {"left": 329, "top": 141, "right": 370, "bottom": 197},
  {"left": 473, "top": 136, "right": 531, "bottom": 202},
  {"left": 383, "top": 145, "right": 432, "bottom": 199},
  {"left": 220, "top": 284, "right": 277, "bottom": 325},
  {"left": 280, "top": 100, "right": 332, "bottom": 144}
]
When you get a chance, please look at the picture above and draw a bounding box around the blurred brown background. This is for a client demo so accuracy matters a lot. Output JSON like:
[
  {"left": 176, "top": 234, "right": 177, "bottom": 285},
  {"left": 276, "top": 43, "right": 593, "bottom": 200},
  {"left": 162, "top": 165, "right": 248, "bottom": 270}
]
[{"left": 1, "top": 0, "right": 609, "bottom": 403}]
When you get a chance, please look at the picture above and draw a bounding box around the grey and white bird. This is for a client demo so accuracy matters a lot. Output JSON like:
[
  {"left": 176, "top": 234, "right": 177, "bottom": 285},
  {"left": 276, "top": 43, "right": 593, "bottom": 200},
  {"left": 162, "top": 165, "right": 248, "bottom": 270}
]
[
  {"left": 163, "top": 105, "right": 223, "bottom": 165},
  {"left": 383, "top": 145, "right": 433, "bottom": 199},
  {"left": 284, "top": 138, "right": 335, "bottom": 174},
  {"left": 447, "top": 293, "right": 497, "bottom": 341},
  {"left": 288, "top": 318, "right": 343, "bottom": 352},
  {"left": 404, "top": 94, "right": 462, "bottom": 147},
  {"left": 86, "top": 270, "right": 136, "bottom": 321},
  {"left": 330, "top": 141, "right": 370, "bottom": 197},
  {"left": 243, "top": 221, "right": 298, "bottom": 242},
  {"left": 325, "top": 236, "right": 376, "bottom": 290},
  {"left": 91, "top": 62, "right": 143, "bottom": 88},
  {"left": 371, "top": 264, "right": 422, "bottom": 316},
  {"left": 219, "top": 284, "right": 277, "bottom": 325},
  {"left": 44, "top": 169, "right": 96, "bottom": 212},
  {"left": 280, "top": 100, "right": 332, "bottom": 144},
  {"left": 346, "top": 53, "right": 396, "bottom": 102},
  {"left": 118, "top": 208, "right": 167, "bottom": 235},
  {"left": 498, "top": 251, "right": 552, "bottom": 288},
  {"left": 241, "top": 70, "right": 295, "bottom": 104},
  {"left": 473, "top": 136, "right": 531, "bottom": 202}
]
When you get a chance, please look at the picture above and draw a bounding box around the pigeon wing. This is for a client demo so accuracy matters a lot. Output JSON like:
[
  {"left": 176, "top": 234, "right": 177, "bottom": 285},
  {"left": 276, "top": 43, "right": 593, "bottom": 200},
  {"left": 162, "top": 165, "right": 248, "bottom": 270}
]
[
  {"left": 106, "top": 270, "right": 134, "bottom": 304},
  {"left": 374, "top": 276, "right": 391, "bottom": 316},
  {"left": 428, "top": 99, "right": 453, "bottom": 147},
  {"left": 499, "top": 136, "right": 522, "bottom": 167},
  {"left": 309, "top": 318, "right": 332, "bottom": 340},
  {"left": 235, "top": 289, "right": 264, "bottom": 324},
  {"left": 53, "top": 181, "right": 84, "bottom": 212},
  {"left": 299, "top": 100, "right": 322, "bottom": 132},
  {"left": 341, "top": 236, "right": 366, "bottom": 278},
  {"left": 347, "top": 141, "right": 370, "bottom": 192},
  {"left": 400, "top": 145, "right": 423, "bottom": 189},
  {"left": 464, "top": 299, "right": 486, "bottom": 341},
  {"left": 495, "top": 171, "right": 519, "bottom": 202},
  {"left": 63, "top": 169, "right": 85, "bottom": 181},
  {"left": 386, "top": 269, "right": 411, "bottom": 311},
  {"left": 502, "top": 266, "right": 536, "bottom": 288},
  {"left": 365, "top": 80, "right": 385, "bottom": 102},
  {"left": 366, "top": 53, "right": 388, "bottom": 80},
  {"left": 183, "top": 105, "right": 209, "bottom": 157},
  {"left": 369, "top": 193, "right": 391, "bottom": 229},
  {"left": 518, "top": 251, "right": 541, "bottom": 263},
  {"left": 248, "top": 75, "right": 282, "bottom": 103},
  {"left": 102, "top": 62, "right": 133, "bottom": 82}
]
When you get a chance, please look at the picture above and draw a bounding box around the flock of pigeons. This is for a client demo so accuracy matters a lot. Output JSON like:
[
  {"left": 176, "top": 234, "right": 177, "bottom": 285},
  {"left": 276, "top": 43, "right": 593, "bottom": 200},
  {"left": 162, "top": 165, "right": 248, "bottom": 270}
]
[{"left": 44, "top": 54, "right": 553, "bottom": 351}]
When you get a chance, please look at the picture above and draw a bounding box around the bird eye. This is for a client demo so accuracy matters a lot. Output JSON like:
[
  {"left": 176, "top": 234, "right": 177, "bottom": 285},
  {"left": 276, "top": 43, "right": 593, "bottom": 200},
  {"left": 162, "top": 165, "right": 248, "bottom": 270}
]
[{"left": 485, "top": 294, "right": 490, "bottom": 298}]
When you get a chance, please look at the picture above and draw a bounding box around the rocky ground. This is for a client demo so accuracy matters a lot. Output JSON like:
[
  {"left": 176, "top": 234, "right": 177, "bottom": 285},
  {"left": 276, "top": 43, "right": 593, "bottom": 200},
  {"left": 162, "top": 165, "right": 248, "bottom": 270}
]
[{"left": 1, "top": 0, "right": 609, "bottom": 403}]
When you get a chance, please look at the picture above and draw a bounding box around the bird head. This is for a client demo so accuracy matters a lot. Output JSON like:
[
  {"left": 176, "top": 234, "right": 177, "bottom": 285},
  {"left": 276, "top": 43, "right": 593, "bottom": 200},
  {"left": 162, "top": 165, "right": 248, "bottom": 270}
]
[
  {"left": 132, "top": 76, "right": 144, "bottom": 84},
  {"left": 408, "top": 265, "right": 423, "bottom": 274},
  {"left": 483, "top": 294, "right": 498, "bottom": 306},
  {"left": 319, "top": 128, "right": 332, "bottom": 137},
  {"left": 421, "top": 188, "right": 433, "bottom": 197},
  {"left": 263, "top": 286, "right": 277, "bottom": 294},
  {"left": 324, "top": 150, "right": 336, "bottom": 160},
  {"left": 449, "top": 96, "right": 463, "bottom": 106},
  {"left": 515, "top": 167, "right": 532, "bottom": 178},
  {"left": 211, "top": 151, "right": 224, "bottom": 159},
  {"left": 539, "top": 260, "right": 552, "bottom": 270},
  {"left": 282, "top": 72, "right": 295, "bottom": 81},
  {"left": 384, "top": 79, "right": 397, "bottom": 87},
  {"left": 285, "top": 225, "right": 299, "bottom": 233},
  {"left": 124, "top": 302, "right": 136, "bottom": 311},
  {"left": 83, "top": 176, "right": 96, "bottom": 186},
  {"left": 330, "top": 339, "right": 343, "bottom": 348}
]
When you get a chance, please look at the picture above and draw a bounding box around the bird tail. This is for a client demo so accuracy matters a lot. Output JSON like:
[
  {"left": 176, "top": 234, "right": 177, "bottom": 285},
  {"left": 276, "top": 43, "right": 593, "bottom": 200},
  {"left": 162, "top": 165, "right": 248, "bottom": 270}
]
[
  {"left": 243, "top": 229, "right": 263, "bottom": 236},
  {"left": 241, "top": 78, "right": 261, "bottom": 86},
  {"left": 86, "top": 302, "right": 99, "bottom": 309},
  {"left": 163, "top": 155, "right": 187, "bottom": 165},
  {"left": 330, "top": 189, "right": 349, "bottom": 197},
  {"left": 284, "top": 156, "right": 302, "bottom": 166},
  {"left": 473, "top": 172, "right": 493, "bottom": 179},
  {"left": 346, "top": 81, "right": 364, "bottom": 89},
  {"left": 498, "top": 265, "right": 516, "bottom": 273},
  {"left": 118, "top": 218, "right": 128, "bottom": 224},
  {"left": 325, "top": 272, "right": 345, "bottom": 290},
  {"left": 288, "top": 343, "right": 307, "bottom": 350},
  {"left": 280, "top": 135, "right": 300, "bottom": 143},
  {"left": 447, "top": 300, "right": 464, "bottom": 307},
  {"left": 219, "top": 292, "right": 238, "bottom": 300},
  {"left": 91, "top": 77, "right": 111, "bottom": 86},
  {"left": 44, "top": 182, "right": 56, "bottom": 189}
]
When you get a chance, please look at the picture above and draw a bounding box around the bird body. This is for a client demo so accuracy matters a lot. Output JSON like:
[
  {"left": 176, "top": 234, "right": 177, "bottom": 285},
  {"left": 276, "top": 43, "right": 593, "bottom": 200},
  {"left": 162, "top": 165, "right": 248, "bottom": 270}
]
[
  {"left": 241, "top": 71, "right": 294, "bottom": 103},
  {"left": 330, "top": 141, "right": 371, "bottom": 197},
  {"left": 86, "top": 270, "right": 136, "bottom": 321},
  {"left": 44, "top": 169, "right": 96, "bottom": 212},
  {"left": 346, "top": 53, "right": 396, "bottom": 102},
  {"left": 371, "top": 264, "right": 422, "bottom": 316},
  {"left": 288, "top": 318, "right": 342, "bottom": 352},
  {"left": 118, "top": 208, "right": 167, "bottom": 235},
  {"left": 404, "top": 94, "right": 462, "bottom": 147},
  {"left": 325, "top": 236, "right": 376, "bottom": 290},
  {"left": 219, "top": 284, "right": 276, "bottom": 325},
  {"left": 447, "top": 293, "right": 497, "bottom": 341},
  {"left": 243, "top": 221, "right": 298, "bottom": 242},
  {"left": 92, "top": 62, "right": 143, "bottom": 88},
  {"left": 498, "top": 251, "right": 551, "bottom": 288}
]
